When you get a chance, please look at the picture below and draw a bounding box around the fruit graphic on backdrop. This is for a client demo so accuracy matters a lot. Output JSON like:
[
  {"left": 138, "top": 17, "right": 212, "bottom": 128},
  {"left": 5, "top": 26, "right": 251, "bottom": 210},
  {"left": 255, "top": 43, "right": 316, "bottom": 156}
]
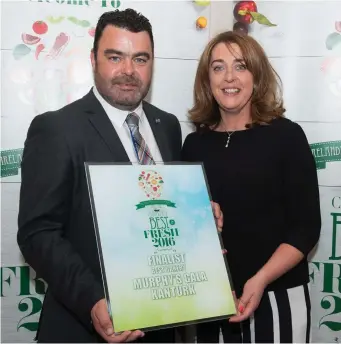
[
  {"left": 196, "top": 16, "right": 207, "bottom": 29},
  {"left": 46, "top": 32, "right": 70, "bottom": 59},
  {"left": 326, "top": 31, "right": 341, "bottom": 50},
  {"left": 233, "top": 1, "right": 276, "bottom": 36},
  {"left": 233, "top": 1, "right": 257, "bottom": 24},
  {"left": 13, "top": 15, "right": 94, "bottom": 61},
  {"left": 322, "top": 21, "right": 341, "bottom": 97},
  {"left": 88, "top": 27, "right": 96, "bottom": 37},
  {"left": 35, "top": 44, "right": 45, "bottom": 60},
  {"left": 12, "top": 44, "right": 31, "bottom": 60},
  {"left": 233, "top": 22, "right": 248, "bottom": 35},
  {"left": 32, "top": 21, "right": 48, "bottom": 35},
  {"left": 10, "top": 14, "right": 95, "bottom": 114},
  {"left": 193, "top": 0, "right": 210, "bottom": 6},
  {"left": 22, "top": 34, "right": 41, "bottom": 45},
  {"left": 336, "top": 21, "right": 341, "bottom": 33},
  {"left": 46, "top": 16, "right": 65, "bottom": 24}
]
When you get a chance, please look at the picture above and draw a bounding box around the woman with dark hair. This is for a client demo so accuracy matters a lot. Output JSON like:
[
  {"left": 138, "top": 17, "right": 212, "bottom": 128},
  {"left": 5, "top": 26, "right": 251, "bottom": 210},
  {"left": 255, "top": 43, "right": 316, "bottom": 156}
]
[{"left": 181, "top": 31, "right": 321, "bottom": 343}]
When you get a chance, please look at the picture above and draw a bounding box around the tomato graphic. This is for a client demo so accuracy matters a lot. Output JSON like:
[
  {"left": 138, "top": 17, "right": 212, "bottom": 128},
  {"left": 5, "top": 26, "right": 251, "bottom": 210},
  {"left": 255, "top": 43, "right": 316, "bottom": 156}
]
[
  {"left": 32, "top": 21, "right": 48, "bottom": 35},
  {"left": 233, "top": 1, "right": 257, "bottom": 24}
]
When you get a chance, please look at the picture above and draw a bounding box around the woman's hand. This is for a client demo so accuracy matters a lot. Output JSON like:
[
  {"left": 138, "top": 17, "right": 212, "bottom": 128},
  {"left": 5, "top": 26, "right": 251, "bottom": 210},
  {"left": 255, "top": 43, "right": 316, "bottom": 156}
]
[
  {"left": 229, "top": 243, "right": 304, "bottom": 322},
  {"left": 229, "top": 273, "right": 268, "bottom": 322},
  {"left": 211, "top": 201, "right": 223, "bottom": 232}
]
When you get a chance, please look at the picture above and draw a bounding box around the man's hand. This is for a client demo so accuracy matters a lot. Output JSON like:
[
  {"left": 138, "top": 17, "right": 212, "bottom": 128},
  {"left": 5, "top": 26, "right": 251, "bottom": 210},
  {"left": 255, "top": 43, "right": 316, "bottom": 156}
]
[
  {"left": 211, "top": 201, "right": 223, "bottom": 232},
  {"left": 91, "top": 299, "right": 144, "bottom": 342}
]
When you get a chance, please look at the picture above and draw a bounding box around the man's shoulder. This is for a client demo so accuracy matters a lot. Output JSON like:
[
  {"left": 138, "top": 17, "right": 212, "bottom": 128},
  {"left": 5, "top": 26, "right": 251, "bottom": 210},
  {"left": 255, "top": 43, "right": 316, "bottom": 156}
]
[
  {"left": 31, "top": 91, "right": 92, "bottom": 128},
  {"left": 142, "top": 101, "right": 179, "bottom": 124}
]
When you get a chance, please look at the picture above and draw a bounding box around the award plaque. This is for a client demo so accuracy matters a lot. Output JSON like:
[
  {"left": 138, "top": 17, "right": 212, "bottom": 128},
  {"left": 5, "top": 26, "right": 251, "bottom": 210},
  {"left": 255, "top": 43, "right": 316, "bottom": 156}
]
[{"left": 85, "top": 163, "right": 236, "bottom": 333}]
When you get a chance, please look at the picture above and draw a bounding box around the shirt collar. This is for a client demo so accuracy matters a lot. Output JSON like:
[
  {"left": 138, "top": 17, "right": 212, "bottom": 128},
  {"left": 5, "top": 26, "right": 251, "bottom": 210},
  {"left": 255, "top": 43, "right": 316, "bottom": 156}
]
[{"left": 92, "top": 86, "right": 144, "bottom": 128}]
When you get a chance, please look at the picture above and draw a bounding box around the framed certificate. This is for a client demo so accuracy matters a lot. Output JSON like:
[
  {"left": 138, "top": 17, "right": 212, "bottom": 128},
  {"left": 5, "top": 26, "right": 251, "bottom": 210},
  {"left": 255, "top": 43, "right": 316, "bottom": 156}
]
[{"left": 85, "top": 162, "right": 236, "bottom": 333}]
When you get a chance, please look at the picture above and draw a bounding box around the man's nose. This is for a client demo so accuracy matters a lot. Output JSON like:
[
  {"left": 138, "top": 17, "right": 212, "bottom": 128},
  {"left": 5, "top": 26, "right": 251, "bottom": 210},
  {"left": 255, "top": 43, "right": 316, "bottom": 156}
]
[{"left": 122, "top": 59, "right": 134, "bottom": 75}]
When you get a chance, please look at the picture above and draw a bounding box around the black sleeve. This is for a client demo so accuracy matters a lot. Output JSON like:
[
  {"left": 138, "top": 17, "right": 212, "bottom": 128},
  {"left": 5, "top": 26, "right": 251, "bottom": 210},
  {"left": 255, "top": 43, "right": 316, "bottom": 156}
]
[
  {"left": 181, "top": 133, "right": 220, "bottom": 203},
  {"left": 17, "top": 114, "right": 104, "bottom": 331},
  {"left": 181, "top": 132, "right": 195, "bottom": 162},
  {"left": 282, "top": 122, "right": 321, "bottom": 256},
  {"left": 173, "top": 116, "right": 183, "bottom": 161}
]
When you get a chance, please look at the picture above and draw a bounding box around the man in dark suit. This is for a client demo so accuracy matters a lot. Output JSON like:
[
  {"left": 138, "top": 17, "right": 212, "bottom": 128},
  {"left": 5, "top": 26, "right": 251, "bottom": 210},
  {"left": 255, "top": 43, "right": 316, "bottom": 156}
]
[{"left": 17, "top": 8, "right": 223, "bottom": 343}]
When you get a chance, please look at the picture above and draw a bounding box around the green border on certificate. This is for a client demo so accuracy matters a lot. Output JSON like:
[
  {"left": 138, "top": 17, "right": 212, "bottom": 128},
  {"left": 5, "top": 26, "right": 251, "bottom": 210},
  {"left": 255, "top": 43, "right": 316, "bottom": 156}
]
[{"left": 85, "top": 163, "right": 236, "bottom": 333}]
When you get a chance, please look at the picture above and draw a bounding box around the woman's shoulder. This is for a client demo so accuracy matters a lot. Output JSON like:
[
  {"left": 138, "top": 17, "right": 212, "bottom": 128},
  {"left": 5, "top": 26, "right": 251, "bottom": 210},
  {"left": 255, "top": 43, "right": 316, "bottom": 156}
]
[
  {"left": 267, "top": 117, "right": 306, "bottom": 139},
  {"left": 183, "top": 130, "right": 199, "bottom": 143},
  {"left": 183, "top": 128, "right": 211, "bottom": 144},
  {"left": 269, "top": 116, "right": 303, "bottom": 131},
  {"left": 181, "top": 128, "right": 217, "bottom": 161},
  {"left": 266, "top": 117, "right": 310, "bottom": 152}
]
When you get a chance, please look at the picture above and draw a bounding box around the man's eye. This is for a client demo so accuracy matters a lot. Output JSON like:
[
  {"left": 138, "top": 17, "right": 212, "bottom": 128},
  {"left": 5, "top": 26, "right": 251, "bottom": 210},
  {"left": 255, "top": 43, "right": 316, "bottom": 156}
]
[
  {"left": 135, "top": 58, "right": 147, "bottom": 64},
  {"left": 109, "top": 56, "right": 120, "bottom": 62}
]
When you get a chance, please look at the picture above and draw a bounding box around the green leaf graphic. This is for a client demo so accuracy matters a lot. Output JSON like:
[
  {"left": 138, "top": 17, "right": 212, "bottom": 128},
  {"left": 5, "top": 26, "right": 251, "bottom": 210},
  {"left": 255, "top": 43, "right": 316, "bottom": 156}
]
[
  {"left": 79, "top": 20, "right": 91, "bottom": 28},
  {"left": 326, "top": 32, "right": 341, "bottom": 50},
  {"left": 320, "top": 321, "right": 341, "bottom": 331},
  {"left": 46, "top": 16, "right": 65, "bottom": 24},
  {"left": 67, "top": 16, "right": 91, "bottom": 27},
  {"left": 250, "top": 12, "right": 277, "bottom": 26},
  {"left": 67, "top": 16, "right": 79, "bottom": 24},
  {"left": 13, "top": 44, "right": 31, "bottom": 60}
]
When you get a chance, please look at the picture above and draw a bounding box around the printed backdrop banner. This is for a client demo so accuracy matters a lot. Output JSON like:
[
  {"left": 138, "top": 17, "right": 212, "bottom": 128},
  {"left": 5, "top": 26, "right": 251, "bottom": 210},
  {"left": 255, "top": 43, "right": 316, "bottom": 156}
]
[
  {"left": 241, "top": 1, "right": 341, "bottom": 343},
  {"left": 1, "top": 1, "right": 341, "bottom": 343},
  {"left": 0, "top": 0, "right": 212, "bottom": 342}
]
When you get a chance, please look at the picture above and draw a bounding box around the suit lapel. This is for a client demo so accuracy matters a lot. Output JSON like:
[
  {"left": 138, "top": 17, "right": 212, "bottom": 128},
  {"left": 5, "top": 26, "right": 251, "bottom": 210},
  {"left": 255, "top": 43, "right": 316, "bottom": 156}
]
[
  {"left": 143, "top": 101, "right": 172, "bottom": 162},
  {"left": 82, "top": 90, "right": 172, "bottom": 163},
  {"left": 84, "top": 90, "right": 130, "bottom": 162}
]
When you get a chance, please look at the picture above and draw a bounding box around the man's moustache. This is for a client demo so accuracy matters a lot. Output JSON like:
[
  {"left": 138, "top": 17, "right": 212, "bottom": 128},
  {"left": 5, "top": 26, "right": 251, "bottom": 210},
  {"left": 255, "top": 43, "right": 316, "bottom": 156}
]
[{"left": 112, "top": 77, "right": 141, "bottom": 86}]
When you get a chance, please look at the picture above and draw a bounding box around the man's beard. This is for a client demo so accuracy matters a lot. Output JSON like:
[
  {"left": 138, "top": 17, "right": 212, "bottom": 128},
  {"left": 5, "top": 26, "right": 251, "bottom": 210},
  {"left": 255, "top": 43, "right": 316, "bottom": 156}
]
[{"left": 94, "top": 69, "right": 151, "bottom": 111}]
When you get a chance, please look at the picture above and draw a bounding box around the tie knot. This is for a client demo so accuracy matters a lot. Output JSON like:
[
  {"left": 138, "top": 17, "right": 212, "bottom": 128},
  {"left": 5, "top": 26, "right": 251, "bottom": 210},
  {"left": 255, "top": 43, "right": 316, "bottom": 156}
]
[{"left": 126, "top": 112, "right": 139, "bottom": 127}]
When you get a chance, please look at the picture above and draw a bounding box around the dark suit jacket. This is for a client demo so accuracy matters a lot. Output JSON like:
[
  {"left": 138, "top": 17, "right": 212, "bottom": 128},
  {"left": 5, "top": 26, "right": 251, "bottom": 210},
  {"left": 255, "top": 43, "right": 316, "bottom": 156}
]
[{"left": 17, "top": 89, "right": 182, "bottom": 343}]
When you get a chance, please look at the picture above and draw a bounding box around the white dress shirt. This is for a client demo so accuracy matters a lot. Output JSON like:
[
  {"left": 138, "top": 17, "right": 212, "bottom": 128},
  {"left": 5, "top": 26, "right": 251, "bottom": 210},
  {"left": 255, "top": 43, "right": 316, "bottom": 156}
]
[{"left": 92, "top": 86, "right": 163, "bottom": 164}]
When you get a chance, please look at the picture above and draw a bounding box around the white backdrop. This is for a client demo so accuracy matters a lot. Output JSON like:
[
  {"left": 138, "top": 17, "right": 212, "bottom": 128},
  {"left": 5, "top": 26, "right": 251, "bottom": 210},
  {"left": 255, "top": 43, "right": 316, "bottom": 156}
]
[
  {"left": 0, "top": 0, "right": 225, "bottom": 341},
  {"left": 1, "top": 1, "right": 340, "bottom": 343},
  {"left": 245, "top": 1, "right": 341, "bottom": 343}
]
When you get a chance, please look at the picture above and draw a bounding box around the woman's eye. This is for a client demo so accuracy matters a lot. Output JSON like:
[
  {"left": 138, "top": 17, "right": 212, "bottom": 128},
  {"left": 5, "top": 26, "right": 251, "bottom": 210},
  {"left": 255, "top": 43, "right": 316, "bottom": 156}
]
[
  {"left": 236, "top": 64, "right": 247, "bottom": 71},
  {"left": 213, "top": 65, "right": 224, "bottom": 72}
]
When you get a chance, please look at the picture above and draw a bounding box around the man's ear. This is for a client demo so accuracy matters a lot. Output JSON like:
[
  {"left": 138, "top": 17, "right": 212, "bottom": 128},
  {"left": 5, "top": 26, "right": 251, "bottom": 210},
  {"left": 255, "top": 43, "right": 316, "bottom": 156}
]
[{"left": 90, "top": 49, "right": 96, "bottom": 69}]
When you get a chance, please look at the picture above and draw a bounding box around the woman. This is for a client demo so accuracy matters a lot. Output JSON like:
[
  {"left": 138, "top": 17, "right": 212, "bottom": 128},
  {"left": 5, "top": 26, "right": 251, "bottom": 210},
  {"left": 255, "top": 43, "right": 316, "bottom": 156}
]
[{"left": 181, "top": 31, "right": 321, "bottom": 343}]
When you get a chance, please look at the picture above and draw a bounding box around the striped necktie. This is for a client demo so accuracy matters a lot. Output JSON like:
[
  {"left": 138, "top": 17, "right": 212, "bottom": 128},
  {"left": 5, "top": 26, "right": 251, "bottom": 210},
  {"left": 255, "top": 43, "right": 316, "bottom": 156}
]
[{"left": 126, "top": 112, "right": 155, "bottom": 165}]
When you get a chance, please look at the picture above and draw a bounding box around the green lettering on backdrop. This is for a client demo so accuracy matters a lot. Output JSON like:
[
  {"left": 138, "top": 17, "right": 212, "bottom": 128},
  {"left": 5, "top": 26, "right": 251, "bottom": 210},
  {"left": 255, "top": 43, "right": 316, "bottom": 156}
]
[
  {"left": 1, "top": 266, "right": 46, "bottom": 333},
  {"left": 0, "top": 149, "right": 23, "bottom": 178},
  {"left": 309, "top": 202, "right": 341, "bottom": 333},
  {"left": 330, "top": 213, "right": 341, "bottom": 260},
  {"left": 310, "top": 140, "right": 341, "bottom": 169}
]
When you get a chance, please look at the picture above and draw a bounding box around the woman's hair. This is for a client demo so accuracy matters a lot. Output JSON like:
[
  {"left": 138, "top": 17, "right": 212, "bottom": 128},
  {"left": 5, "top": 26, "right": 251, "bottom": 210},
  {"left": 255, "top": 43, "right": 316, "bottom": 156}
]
[{"left": 188, "top": 31, "right": 285, "bottom": 130}]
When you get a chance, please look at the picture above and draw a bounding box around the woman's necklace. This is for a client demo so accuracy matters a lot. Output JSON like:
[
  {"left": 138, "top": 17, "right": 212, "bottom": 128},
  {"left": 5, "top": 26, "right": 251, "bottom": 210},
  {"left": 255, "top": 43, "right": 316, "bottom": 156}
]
[
  {"left": 225, "top": 131, "right": 235, "bottom": 148},
  {"left": 222, "top": 122, "right": 235, "bottom": 148}
]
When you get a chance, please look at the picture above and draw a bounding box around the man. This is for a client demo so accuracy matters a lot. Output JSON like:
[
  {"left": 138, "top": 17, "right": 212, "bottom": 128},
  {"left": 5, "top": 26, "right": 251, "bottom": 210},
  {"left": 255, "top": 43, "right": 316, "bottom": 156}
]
[{"left": 17, "top": 9, "right": 223, "bottom": 343}]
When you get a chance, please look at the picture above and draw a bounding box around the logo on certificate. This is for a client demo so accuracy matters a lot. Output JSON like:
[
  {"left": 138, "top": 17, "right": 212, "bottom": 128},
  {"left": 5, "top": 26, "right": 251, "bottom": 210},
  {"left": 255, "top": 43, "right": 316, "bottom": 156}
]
[
  {"left": 136, "top": 170, "right": 179, "bottom": 249},
  {"left": 138, "top": 170, "right": 164, "bottom": 199},
  {"left": 136, "top": 170, "right": 176, "bottom": 209}
]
